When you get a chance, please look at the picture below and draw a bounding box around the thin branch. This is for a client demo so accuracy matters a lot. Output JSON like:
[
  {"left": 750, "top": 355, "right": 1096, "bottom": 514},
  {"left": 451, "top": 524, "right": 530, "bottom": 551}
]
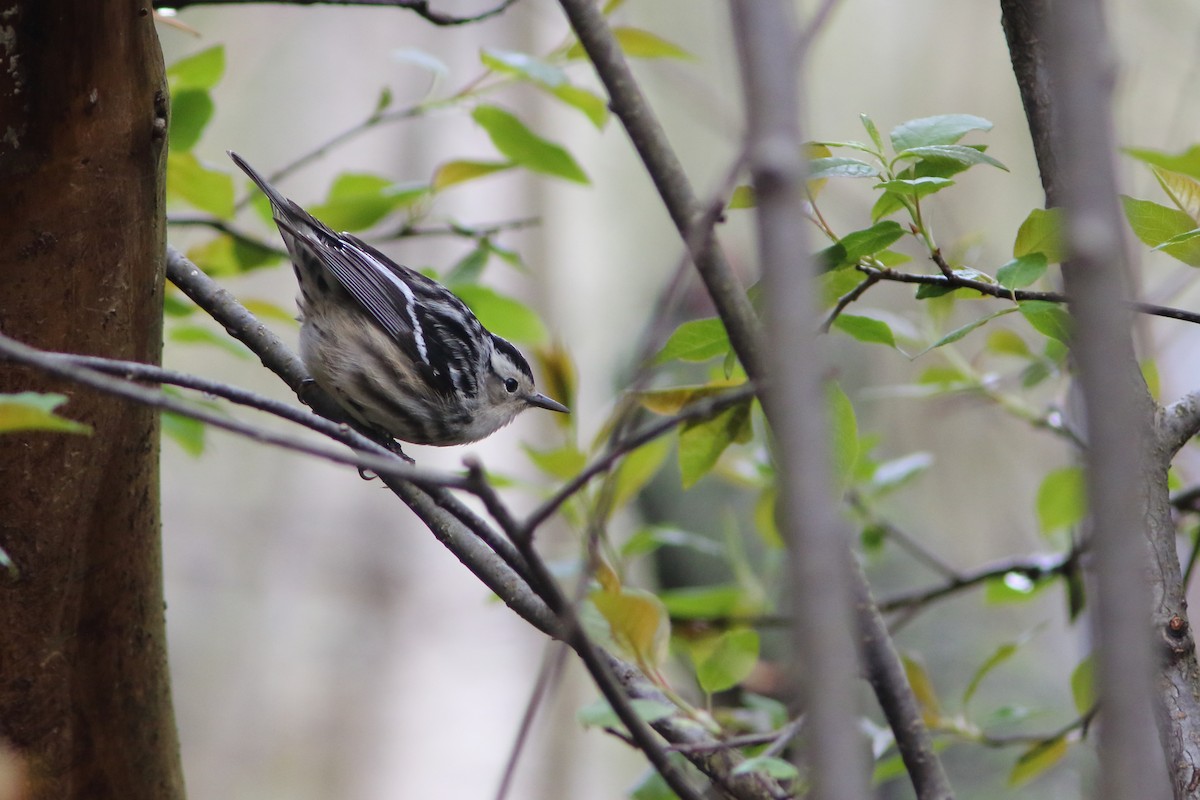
[
  {"left": 878, "top": 551, "right": 1074, "bottom": 614},
  {"left": 0, "top": 333, "right": 465, "bottom": 489},
  {"left": 556, "top": 0, "right": 766, "bottom": 381},
  {"left": 975, "top": 705, "right": 1097, "bottom": 749},
  {"left": 861, "top": 257, "right": 1200, "bottom": 326},
  {"left": 820, "top": 273, "right": 881, "bottom": 332},
  {"left": 521, "top": 383, "right": 759, "bottom": 536},
  {"left": 166, "top": 216, "right": 287, "bottom": 256},
  {"left": 153, "top": 0, "right": 521, "bottom": 26}
]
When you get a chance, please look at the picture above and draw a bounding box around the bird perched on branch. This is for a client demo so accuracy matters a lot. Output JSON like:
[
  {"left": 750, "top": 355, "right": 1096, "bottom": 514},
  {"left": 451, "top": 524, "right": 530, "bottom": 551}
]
[{"left": 229, "top": 151, "right": 568, "bottom": 449}]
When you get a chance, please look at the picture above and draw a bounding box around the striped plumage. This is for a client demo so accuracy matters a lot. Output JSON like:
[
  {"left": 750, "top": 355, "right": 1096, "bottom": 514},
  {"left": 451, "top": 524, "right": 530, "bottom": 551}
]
[{"left": 229, "top": 151, "right": 568, "bottom": 446}]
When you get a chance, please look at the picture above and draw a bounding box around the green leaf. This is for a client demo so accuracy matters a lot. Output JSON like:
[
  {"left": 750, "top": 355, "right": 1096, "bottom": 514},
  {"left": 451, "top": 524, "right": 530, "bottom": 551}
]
[
  {"left": 890, "top": 114, "right": 993, "bottom": 152},
  {"left": 472, "top": 105, "right": 588, "bottom": 184},
  {"left": 1013, "top": 208, "right": 1066, "bottom": 262},
  {"left": 1070, "top": 655, "right": 1095, "bottom": 716},
  {"left": 1152, "top": 228, "right": 1200, "bottom": 252},
  {"left": 861, "top": 113, "right": 885, "bottom": 152},
  {"left": 452, "top": 284, "right": 548, "bottom": 345},
  {"left": 577, "top": 698, "right": 676, "bottom": 730},
  {"left": 809, "top": 157, "right": 879, "bottom": 180},
  {"left": 693, "top": 628, "right": 760, "bottom": 693},
  {"left": 523, "top": 443, "right": 587, "bottom": 479},
  {"left": 828, "top": 382, "right": 859, "bottom": 492},
  {"left": 548, "top": 83, "right": 609, "bottom": 128},
  {"left": 919, "top": 307, "right": 1016, "bottom": 355},
  {"left": 902, "top": 654, "right": 943, "bottom": 726},
  {"left": 1018, "top": 300, "right": 1071, "bottom": 343},
  {"left": 611, "top": 437, "right": 672, "bottom": 510},
  {"left": 0, "top": 392, "right": 91, "bottom": 434},
  {"left": 636, "top": 382, "right": 745, "bottom": 415},
  {"left": 570, "top": 24, "right": 691, "bottom": 60},
  {"left": 481, "top": 47, "right": 566, "bottom": 86},
  {"left": 962, "top": 630, "right": 1037, "bottom": 711},
  {"left": 1152, "top": 166, "right": 1200, "bottom": 220},
  {"left": 874, "top": 176, "right": 955, "bottom": 198},
  {"left": 659, "top": 584, "right": 750, "bottom": 619},
  {"left": 678, "top": 400, "right": 753, "bottom": 489},
  {"left": 1125, "top": 144, "right": 1200, "bottom": 181},
  {"left": 818, "top": 220, "right": 906, "bottom": 270},
  {"left": 1121, "top": 195, "right": 1200, "bottom": 266},
  {"left": 996, "top": 253, "right": 1048, "bottom": 289},
  {"left": 654, "top": 317, "right": 729, "bottom": 363},
  {"left": 1036, "top": 466, "right": 1086, "bottom": 536},
  {"left": 445, "top": 246, "right": 489, "bottom": 286},
  {"left": 162, "top": 411, "right": 206, "bottom": 456},
  {"left": 308, "top": 173, "right": 428, "bottom": 231},
  {"left": 185, "top": 235, "right": 279, "bottom": 277},
  {"left": 986, "top": 328, "right": 1031, "bottom": 357},
  {"left": 432, "top": 159, "right": 514, "bottom": 191},
  {"left": 832, "top": 314, "right": 896, "bottom": 347},
  {"left": 621, "top": 526, "right": 723, "bottom": 559},
  {"left": 869, "top": 452, "right": 933, "bottom": 494},
  {"left": 612, "top": 26, "right": 693, "bottom": 59},
  {"left": 166, "top": 45, "right": 226, "bottom": 91},
  {"left": 1009, "top": 737, "right": 1068, "bottom": 787},
  {"left": 168, "top": 89, "right": 214, "bottom": 152},
  {"left": 728, "top": 185, "right": 756, "bottom": 209},
  {"left": 592, "top": 586, "right": 671, "bottom": 670},
  {"left": 166, "top": 152, "right": 235, "bottom": 217},
  {"left": 731, "top": 755, "right": 799, "bottom": 780},
  {"left": 168, "top": 324, "right": 252, "bottom": 358},
  {"left": 895, "top": 144, "right": 1008, "bottom": 171},
  {"left": 481, "top": 48, "right": 608, "bottom": 128}
]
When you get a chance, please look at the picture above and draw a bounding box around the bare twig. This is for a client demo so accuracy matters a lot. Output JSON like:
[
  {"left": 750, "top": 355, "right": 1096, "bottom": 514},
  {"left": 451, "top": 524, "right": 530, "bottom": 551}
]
[
  {"left": 878, "top": 552, "right": 1073, "bottom": 613},
  {"left": 521, "top": 383, "right": 759, "bottom": 536},
  {"left": 820, "top": 273, "right": 881, "bottom": 332},
  {"left": 153, "top": 0, "right": 521, "bottom": 27}
]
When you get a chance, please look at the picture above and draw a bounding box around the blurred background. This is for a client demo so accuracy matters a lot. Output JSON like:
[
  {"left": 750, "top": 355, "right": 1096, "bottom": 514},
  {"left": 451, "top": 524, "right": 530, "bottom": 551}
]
[{"left": 156, "top": 1, "right": 1200, "bottom": 797}]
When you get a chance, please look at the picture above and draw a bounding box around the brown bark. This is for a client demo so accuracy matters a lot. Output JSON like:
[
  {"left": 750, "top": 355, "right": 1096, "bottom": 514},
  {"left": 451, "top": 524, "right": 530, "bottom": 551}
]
[{"left": 0, "top": 2, "right": 182, "bottom": 799}]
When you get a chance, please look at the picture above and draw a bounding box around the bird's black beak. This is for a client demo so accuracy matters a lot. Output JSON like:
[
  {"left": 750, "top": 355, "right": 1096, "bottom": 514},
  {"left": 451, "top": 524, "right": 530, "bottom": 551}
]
[{"left": 526, "top": 393, "right": 569, "bottom": 413}]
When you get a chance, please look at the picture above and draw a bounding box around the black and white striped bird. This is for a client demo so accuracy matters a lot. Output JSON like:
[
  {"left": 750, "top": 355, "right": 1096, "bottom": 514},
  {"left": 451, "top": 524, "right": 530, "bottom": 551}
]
[{"left": 229, "top": 151, "right": 568, "bottom": 446}]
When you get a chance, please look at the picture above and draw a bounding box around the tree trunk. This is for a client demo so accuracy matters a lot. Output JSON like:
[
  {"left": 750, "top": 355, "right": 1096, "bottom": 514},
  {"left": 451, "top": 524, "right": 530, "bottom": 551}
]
[{"left": 0, "top": 2, "right": 182, "bottom": 799}]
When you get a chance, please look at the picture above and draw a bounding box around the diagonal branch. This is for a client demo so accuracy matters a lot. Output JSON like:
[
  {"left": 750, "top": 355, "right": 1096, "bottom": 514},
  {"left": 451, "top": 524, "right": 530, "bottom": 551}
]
[{"left": 152, "top": 0, "right": 520, "bottom": 26}]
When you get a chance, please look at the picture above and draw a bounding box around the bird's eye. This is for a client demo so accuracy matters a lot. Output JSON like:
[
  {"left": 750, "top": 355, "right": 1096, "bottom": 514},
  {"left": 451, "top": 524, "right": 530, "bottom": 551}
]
[{"left": 504, "top": 378, "right": 519, "bottom": 393}]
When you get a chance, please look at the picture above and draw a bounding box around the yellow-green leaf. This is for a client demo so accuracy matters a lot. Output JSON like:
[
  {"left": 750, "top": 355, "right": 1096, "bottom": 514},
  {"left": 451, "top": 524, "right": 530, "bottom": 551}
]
[
  {"left": 1070, "top": 655, "right": 1095, "bottom": 716},
  {"left": 472, "top": 105, "right": 589, "bottom": 184},
  {"left": 166, "top": 44, "right": 225, "bottom": 91},
  {"left": 692, "top": 628, "right": 760, "bottom": 694},
  {"left": 611, "top": 437, "right": 671, "bottom": 510},
  {"left": 678, "top": 400, "right": 753, "bottom": 488},
  {"left": 1013, "top": 207, "right": 1066, "bottom": 263},
  {"left": 1153, "top": 166, "right": 1200, "bottom": 221},
  {"left": 591, "top": 586, "right": 670, "bottom": 671},
  {"left": 902, "top": 654, "right": 943, "bottom": 726},
  {"left": 1009, "top": 737, "right": 1068, "bottom": 787},
  {"left": 1036, "top": 466, "right": 1086, "bottom": 536},
  {"left": 432, "top": 159, "right": 514, "bottom": 191},
  {"left": 569, "top": 26, "right": 692, "bottom": 60},
  {"left": 636, "top": 382, "right": 745, "bottom": 415},
  {"left": 452, "top": 284, "right": 548, "bottom": 345},
  {"left": 828, "top": 382, "right": 859, "bottom": 492},
  {"left": 0, "top": 393, "right": 90, "bottom": 435},
  {"left": 167, "top": 152, "right": 234, "bottom": 218},
  {"left": 523, "top": 443, "right": 586, "bottom": 479},
  {"left": 654, "top": 318, "right": 729, "bottom": 363}
]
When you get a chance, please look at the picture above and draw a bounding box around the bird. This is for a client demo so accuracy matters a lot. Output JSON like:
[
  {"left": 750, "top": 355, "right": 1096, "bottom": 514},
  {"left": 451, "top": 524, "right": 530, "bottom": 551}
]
[{"left": 228, "top": 151, "right": 568, "bottom": 449}]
